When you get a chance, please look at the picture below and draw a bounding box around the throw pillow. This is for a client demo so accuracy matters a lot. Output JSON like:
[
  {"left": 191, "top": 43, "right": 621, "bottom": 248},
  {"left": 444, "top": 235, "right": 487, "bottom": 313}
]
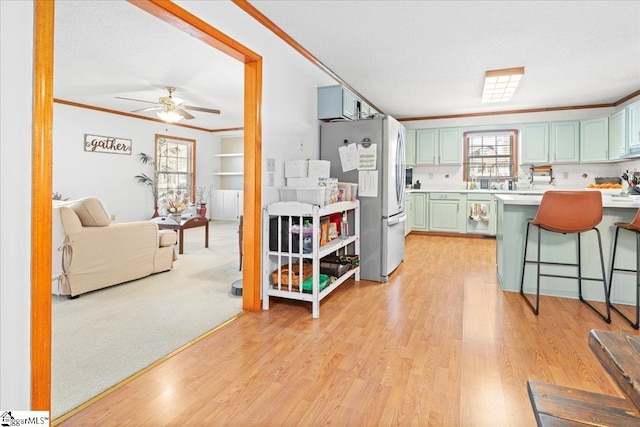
[{"left": 70, "top": 197, "right": 111, "bottom": 227}]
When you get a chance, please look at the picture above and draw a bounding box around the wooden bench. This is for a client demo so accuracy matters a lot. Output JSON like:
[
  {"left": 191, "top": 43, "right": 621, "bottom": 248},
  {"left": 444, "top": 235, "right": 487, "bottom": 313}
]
[{"left": 527, "top": 380, "right": 640, "bottom": 426}]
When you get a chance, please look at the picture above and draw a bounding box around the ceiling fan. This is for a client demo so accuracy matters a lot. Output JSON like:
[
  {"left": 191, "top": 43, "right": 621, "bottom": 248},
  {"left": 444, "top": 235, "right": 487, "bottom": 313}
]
[{"left": 116, "top": 86, "right": 220, "bottom": 123}]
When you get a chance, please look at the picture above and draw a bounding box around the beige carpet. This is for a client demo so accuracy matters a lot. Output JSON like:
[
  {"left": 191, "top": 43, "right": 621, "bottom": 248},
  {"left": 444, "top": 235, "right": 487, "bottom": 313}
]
[{"left": 52, "top": 220, "right": 243, "bottom": 419}]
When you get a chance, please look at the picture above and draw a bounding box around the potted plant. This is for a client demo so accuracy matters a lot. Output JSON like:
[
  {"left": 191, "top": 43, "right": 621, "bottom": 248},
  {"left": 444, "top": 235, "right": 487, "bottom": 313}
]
[
  {"left": 194, "top": 185, "right": 211, "bottom": 217},
  {"left": 134, "top": 152, "right": 159, "bottom": 218}
]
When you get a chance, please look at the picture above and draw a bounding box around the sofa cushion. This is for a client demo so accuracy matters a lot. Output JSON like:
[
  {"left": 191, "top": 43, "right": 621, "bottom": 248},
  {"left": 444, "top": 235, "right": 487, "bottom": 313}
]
[
  {"left": 59, "top": 206, "right": 83, "bottom": 235},
  {"left": 159, "top": 230, "right": 177, "bottom": 247},
  {"left": 70, "top": 197, "right": 111, "bottom": 227}
]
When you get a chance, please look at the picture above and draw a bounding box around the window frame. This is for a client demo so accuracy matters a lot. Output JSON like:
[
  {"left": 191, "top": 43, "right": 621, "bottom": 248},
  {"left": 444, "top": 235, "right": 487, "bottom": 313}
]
[
  {"left": 463, "top": 129, "right": 519, "bottom": 182},
  {"left": 155, "top": 134, "right": 196, "bottom": 203}
]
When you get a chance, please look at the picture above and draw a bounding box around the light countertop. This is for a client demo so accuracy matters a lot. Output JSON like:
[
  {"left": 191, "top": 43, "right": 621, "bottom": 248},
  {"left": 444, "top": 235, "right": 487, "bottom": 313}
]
[{"left": 495, "top": 193, "right": 640, "bottom": 208}]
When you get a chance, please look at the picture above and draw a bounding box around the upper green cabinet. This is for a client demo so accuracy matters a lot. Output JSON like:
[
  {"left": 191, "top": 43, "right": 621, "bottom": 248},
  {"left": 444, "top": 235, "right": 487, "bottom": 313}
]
[
  {"left": 415, "top": 128, "right": 461, "bottom": 165},
  {"left": 628, "top": 102, "right": 640, "bottom": 148},
  {"left": 317, "top": 85, "right": 375, "bottom": 120},
  {"left": 416, "top": 129, "right": 438, "bottom": 165},
  {"left": 439, "top": 128, "right": 462, "bottom": 165},
  {"left": 521, "top": 123, "right": 549, "bottom": 164},
  {"left": 580, "top": 117, "right": 609, "bottom": 162},
  {"left": 609, "top": 109, "right": 627, "bottom": 160},
  {"left": 405, "top": 129, "right": 416, "bottom": 166},
  {"left": 550, "top": 121, "right": 580, "bottom": 163}
]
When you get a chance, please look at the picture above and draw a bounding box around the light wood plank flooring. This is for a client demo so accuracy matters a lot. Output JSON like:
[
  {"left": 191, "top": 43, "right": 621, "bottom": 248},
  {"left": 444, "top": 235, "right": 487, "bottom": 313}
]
[{"left": 57, "top": 234, "right": 639, "bottom": 426}]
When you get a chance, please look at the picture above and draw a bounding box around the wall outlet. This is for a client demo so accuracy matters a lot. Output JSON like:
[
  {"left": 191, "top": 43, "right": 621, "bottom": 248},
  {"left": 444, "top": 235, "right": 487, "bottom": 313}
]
[
  {"left": 266, "top": 158, "right": 276, "bottom": 172},
  {"left": 429, "top": 173, "right": 434, "bottom": 179},
  {"left": 563, "top": 172, "right": 569, "bottom": 179},
  {"left": 110, "top": 214, "right": 116, "bottom": 221},
  {"left": 268, "top": 172, "right": 275, "bottom": 187}
]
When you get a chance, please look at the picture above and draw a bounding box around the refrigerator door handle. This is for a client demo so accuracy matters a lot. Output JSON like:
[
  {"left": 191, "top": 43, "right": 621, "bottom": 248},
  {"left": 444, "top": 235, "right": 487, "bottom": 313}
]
[{"left": 388, "top": 214, "right": 407, "bottom": 225}]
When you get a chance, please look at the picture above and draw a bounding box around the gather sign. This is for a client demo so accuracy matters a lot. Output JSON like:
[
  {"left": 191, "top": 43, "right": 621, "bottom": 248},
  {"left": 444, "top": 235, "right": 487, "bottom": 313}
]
[{"left": 84, "top": 134, "right": 132, "bottom": 155}]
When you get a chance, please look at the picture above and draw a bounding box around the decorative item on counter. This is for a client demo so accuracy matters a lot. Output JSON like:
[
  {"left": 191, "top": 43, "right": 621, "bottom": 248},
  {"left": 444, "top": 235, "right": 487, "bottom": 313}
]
[
  {"left": 622, "top": 170, "right": 640, "bottom": 195},
  {"left": 161, "top": 189, "right": 189, "bottom": 219},
  {"left": 413, "top": 180, "right": 421, "bottom": 189},
  {"left": 587, "top": 176, "right": 622, "bottom": 189}
]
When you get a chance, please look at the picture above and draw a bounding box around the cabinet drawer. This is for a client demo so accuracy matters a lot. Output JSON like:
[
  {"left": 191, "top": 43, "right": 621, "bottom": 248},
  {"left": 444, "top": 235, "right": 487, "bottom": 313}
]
[
  {"left": 429, "top": 193, "right": 460, "bottom": 200},
  {"left": 466, "top": 193, "right": 492, "bottom": 201}
]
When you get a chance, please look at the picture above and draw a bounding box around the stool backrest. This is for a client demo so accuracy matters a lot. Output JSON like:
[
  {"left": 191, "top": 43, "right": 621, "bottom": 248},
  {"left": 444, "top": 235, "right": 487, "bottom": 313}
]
[
  {"left": 533, "top": 191, "right": 603, "bottom": 233},
  {"left": 629, "top": 208, "right": 640, "bottom": 228}
]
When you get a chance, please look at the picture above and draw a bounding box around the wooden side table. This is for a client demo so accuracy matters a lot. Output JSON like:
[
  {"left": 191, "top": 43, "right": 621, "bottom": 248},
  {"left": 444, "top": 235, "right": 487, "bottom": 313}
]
[{"left": 154, "top": 215, "right": 209, "bottom": 254}]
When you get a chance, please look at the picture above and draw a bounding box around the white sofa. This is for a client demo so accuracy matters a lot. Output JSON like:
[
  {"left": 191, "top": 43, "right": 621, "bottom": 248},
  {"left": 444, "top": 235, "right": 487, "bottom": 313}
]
[{"left": 52, "top": 197, "right": 177, "bottom": 297}]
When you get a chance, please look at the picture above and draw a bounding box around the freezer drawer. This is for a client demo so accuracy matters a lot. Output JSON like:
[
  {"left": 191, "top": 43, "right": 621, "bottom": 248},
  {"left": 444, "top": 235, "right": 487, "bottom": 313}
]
[{"left": 383, "top": 213, "right": 406, "bottom": 278}]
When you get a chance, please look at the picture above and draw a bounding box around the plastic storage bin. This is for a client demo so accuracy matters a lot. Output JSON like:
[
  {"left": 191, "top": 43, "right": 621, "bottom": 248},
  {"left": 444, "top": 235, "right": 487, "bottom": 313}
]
[{"left": 296, "top": 187, "right": 326, "bottom": 206}]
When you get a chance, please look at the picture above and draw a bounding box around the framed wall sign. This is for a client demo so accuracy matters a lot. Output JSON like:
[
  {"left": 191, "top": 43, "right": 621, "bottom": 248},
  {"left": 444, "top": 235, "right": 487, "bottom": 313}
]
[{"left": 84, "top": 134, "right": 132, "bottom": 155}]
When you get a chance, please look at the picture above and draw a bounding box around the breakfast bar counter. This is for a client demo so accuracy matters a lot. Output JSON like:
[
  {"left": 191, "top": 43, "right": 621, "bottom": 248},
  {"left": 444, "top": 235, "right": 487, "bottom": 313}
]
[{"left": 495, "top": 193, "right": 640, "bottom": 305}]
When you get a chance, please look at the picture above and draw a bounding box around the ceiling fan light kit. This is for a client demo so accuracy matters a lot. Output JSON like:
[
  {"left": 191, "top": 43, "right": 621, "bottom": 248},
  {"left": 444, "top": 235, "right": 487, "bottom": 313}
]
[
  {"left": 117, "top": 86, "right": 221, "bottom": 123},
  {"left": 157, "top": 109, "right": 183, "bottom": 123}
]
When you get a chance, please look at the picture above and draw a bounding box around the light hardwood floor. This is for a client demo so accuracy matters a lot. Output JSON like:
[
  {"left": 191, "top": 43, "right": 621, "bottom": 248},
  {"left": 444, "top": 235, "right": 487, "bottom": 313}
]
[{"left": 57, "top": 234, "right": 639, "bottom": 426}]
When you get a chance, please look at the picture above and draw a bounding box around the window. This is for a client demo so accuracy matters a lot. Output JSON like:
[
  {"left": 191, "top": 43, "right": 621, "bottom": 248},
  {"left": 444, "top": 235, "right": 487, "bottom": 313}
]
[
  {"left": 463, "top": 130, "right": 518, "bottom": 182},
  {"left": 155, "top": 134, "right": 196, "bottom": 201}
]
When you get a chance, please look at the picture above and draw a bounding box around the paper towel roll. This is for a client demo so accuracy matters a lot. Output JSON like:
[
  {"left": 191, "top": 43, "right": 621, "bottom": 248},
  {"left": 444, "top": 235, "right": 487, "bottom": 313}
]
[{"left": 532, "top": 175, "right": 552, "bottom": 184}]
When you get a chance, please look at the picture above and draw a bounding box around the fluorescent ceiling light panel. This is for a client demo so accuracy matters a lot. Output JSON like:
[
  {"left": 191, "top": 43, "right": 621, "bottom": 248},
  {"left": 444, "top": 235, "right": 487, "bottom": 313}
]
[{"left": 481, "top": 67, "right": 525, "bottom": 103}]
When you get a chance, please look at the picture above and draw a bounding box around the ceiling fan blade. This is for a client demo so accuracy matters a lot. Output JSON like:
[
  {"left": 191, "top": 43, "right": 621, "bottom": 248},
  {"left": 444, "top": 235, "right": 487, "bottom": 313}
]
[
  {"left": 115, "top": 96, "right": 157, "bottom": 105},
  {"left": 184, "top": 105, "right": 221, "bottom": 114},
  {"left": 176, "top": 109, "right": 195, "bottom": 120},
  {"left": 131, "top": 106, "right": 163, "bottom": 113}
]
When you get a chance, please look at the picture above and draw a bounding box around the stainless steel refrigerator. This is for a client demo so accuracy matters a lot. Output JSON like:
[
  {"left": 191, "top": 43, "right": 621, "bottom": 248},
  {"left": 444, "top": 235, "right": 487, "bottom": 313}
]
[{"left": 320, "top": 115, "right": 406, "bottom": 282}]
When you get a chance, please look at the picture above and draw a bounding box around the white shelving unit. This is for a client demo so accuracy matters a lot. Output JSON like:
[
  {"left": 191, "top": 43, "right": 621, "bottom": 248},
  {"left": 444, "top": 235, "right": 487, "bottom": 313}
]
[{"left": 262, "top": 200, "right": 360, "bottom": 318}]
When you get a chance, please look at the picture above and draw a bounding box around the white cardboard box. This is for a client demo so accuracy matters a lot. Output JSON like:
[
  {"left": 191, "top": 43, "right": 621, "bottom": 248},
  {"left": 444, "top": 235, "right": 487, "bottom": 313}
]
[
  {"left": 284, "top": 160, "right": 308, "bottom": 178},
  {"left": 307, "top": 160, "right": 331, "bottom": 178},
  {"left": 286, "top": 177, "right": 320, "bottom": 187}
]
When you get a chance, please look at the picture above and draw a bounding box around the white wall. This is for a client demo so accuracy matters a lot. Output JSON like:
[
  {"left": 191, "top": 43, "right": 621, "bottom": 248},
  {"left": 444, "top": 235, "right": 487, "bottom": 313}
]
[
  {"left": 176, "top": 1, "right": 336, "bottom": 206},
  {"left": 2, "top": 1, "right": 337, "bottom": 411},
  {"left": 54, "top": 104, "right": 216, "bottom": 222},
  {"left": 0, "top": 0, "right": 34, "bottom": 410},
  {"left": 405, "top": 103, "right": 640, "bottom": 190}
]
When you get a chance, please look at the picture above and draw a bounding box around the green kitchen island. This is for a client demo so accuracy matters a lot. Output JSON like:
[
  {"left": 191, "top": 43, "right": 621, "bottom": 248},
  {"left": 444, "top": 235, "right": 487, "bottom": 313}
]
[{"left": 495, "top": 193, "right": 640, "bottom": 305}]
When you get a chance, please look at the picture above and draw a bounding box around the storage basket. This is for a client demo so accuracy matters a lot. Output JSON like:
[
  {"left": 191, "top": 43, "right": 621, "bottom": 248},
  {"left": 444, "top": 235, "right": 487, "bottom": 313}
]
[
  {"left": 271, "top": 262, "right": 313, "bottom": 286},
  {"left": 595, "top": 177, "right": 622, "bottom": 185},
  {"left": 320, "top": 262, "right": 351, "bottom": 278}
]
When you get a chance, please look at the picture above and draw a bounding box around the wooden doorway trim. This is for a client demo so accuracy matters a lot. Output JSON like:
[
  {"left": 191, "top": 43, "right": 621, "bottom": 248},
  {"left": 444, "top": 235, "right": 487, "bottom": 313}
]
[{"left": 32, "top": 0, "right": 263, "bottom": 410}]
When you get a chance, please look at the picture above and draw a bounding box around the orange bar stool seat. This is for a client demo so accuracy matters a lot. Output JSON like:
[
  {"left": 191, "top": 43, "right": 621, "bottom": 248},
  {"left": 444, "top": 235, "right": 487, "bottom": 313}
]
[
  {"left": 608, "top": 209, "right": 640, "bottom": 329},
  {"left": 519, "top": 191, "right": 611, "bottom": 323}
]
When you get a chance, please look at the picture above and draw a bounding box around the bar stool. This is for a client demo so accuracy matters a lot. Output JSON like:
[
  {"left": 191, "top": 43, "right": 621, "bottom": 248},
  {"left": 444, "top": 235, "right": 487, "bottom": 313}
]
[
  {"left": 519, "top": 191, "right": 611, "bottom": 323},
  {"left": 608, "top": 209, "right": 640, "bottom": 329}
]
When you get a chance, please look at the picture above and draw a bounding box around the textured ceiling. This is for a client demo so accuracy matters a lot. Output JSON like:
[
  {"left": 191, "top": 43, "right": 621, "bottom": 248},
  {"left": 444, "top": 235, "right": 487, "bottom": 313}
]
[
  {"left": 248, "top": 0, "right": 640, "bottom": 118},
  {"left": 54, "top": 1, "right": 640, "bottom": 130},
  {"left": 54, "top": 1, "right": 244, "bottom": 130}
]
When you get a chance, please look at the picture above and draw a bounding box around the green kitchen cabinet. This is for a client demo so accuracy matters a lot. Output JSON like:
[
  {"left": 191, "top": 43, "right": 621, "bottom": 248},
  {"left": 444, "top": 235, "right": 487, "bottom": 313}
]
[
  {"left": 521, "top": 123, "right": 549, "bottom": 164},
  {"left": 416, "top": 129, "right": 438, "bottom": 165},
  {"left": 415, "top": 128, "right": 461, "bottom": 165},
  {"left": 439, "top": 128, "right": 462, "bottom": 165},
  {"left": 428, "top": 193, "right": 465, "bottom": 233},
  {"left": 406, "top": 129, "right": 416, "bottom": 166},
  {"left": 317, "top": 85, "right": 359, "bottom": 120},
  {"left": 405, "top": 192, "right": 413, "bottom": 236},
  {"left": 609, "top": 109, "right": 627, "bottom": 160},
  {"left": 550, "top": 121, "right": 580, "bottom": 163},
  {"left": 412, "top": 192, "right": 428, "bottom": 230},
  {"left": 580, "top": 117, "right": 609, "bottom": 162},
  {"left": 628, "top": 102, "right": 640, "bottom": 148}
]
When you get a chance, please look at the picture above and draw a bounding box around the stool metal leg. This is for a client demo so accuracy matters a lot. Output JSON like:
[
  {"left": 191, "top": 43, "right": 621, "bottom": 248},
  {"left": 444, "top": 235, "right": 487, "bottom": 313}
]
[
  {"left": 575, "top": 228, "right": 610, "bottom": 323},
  {"left": 520, "top": 222, "right": 539, "bottom": 315},
  {"left": 609, "top": 226, "right": 640, "bottom": 329}
]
